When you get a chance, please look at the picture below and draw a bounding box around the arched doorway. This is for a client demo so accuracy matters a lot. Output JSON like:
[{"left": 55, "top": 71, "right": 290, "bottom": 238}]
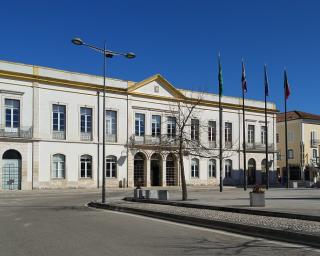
[
  {"left": 134, "top": 153, "right": 146, "bottom": 187},
  {"left": 166, "top": 154, "right": 176, "bottom": 186},
  {"left": 2, "top": 149, "right": 22, "bottom": 190},
  {"left": 248, "top": 158, "right": 256, "bottom": 185},
  {"left": 151, "top": 153, "right": 162, "bottom": 186}
]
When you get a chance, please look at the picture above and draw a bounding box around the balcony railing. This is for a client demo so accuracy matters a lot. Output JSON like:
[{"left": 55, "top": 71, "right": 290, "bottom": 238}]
[
  {"left": 0, "top": 125, "right": 33, "bottom": 139},
  {"left": 80, "top": 132, "right": 92, "bottom": 141},
  {"left": 310, "top": 140, "right": 320, "bottom": 148},
  {"left": 130, "top": 134, "right": 178, "bottom": 146},
  {"left": 52, "top": 131, "right": 66, "bottom": 140},
  {"left": 106, "top": 134, "right": 117, "bottom": 143},
  {"left": 246, "top": 142, "right": 275, "bottom": 152},
  {"left": 208, "top": 141, "right": 217, "bottom": 148}
]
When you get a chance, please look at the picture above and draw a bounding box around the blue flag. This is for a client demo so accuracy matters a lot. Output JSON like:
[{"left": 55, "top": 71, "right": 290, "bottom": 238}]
[{"left": 264, "top": 65, "right": 269, "bottom": 96}]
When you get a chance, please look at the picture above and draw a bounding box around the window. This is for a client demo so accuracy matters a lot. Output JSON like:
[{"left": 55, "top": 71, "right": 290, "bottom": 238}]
[
  {"left": 225, "top": 122, "right": 232, "bottom": 147},
  {"left": 288, "top": 149, "right": 294, "bottom": 159},
  {"left": 106, "top": 156, "right": 117, "bottom": 178},
  {"left": 80, "top": 155, "right": 92, "bottom": 178},
  {"left": 276, "top": 133, "right": 279, "bottom": 143},
  {"left": 311, "top": 131, "right": 317, "bottom": 147},
  {"left": 191, "top": 158, "right": 199, "bottom": 178},
  {"left": 208, "top": 121, "right": 216, "bottom": 143},
  {"left": 277, "top": 152, "right": 281, "bottom": 160},
  {"left": 191, "top": 119, "right": 199, "bottom": 141},
  {"left": 225, "top": 159, "right": 232, "bottom": 178},
  {"left": 5, "top": 99, "right": 20, "bottom": 128},
  {"left": 248, "top": 125, "right": 255, "bottom": 144},
  {"left": 52, "top": 104, "right": 66, "bottom": 140},
  {"left": 53, "top": 104, "right": 66, "bottom": 131},
  {"left": 135, "top": 113, "right": 145, "bottom": 136},
  {"left": 261, "top": 126, "right": 267, "bottom": 145},
  {"left": 208, "top": 159, "right": 216, "bottom": 178},
  {"left": 313, "top": 149, "right": 318, "bottom": 159},
  {"left": 106, "top": 110, "right": 117, "bottom": 142},
  {"left": 52, "top": 154, "right": 65, "bottom": 179},
  {"left": 167, "top": 116, "right": 176, "bottom": 138},
  {"left": 152, "top": 115, "right": 161, "bottom": 137},
  {"left": 80, "top": 107, "right": 92, "bottom": 140}
]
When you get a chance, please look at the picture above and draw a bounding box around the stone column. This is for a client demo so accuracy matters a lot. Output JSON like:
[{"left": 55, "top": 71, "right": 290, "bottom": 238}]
[
  {"left": 146, "top": 157, "right": 151, "bottom": 187},
  {"left": 162, "top": 158, "right": 166, "bottom": 187}
]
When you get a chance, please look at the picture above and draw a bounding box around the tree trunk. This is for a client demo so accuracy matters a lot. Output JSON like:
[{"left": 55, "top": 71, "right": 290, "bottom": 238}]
[{"left": 179, "top": 148, "right": 187, "bottom": 200}]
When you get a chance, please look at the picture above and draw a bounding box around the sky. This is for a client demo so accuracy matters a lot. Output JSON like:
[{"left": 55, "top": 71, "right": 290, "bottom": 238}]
[{"left": 1, "top": 0, "right": 319, "bottom": 113}]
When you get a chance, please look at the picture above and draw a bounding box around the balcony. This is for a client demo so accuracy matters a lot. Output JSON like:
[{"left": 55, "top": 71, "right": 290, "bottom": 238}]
[
  {"left": 106, "top": 134, "right": 117, "bottom": 143},
  {"left": 310, "top": 140, "right": 320, "bottom": 148},
  {"left": 52, "top": 131, "right": 66, "bottom": 140},
  {"left": 246, "top": 142, "right": 275, "bottom": 152},
  {"left": 129, "top": 134, "right": 178, "bottom": 147},
  {"left": 208, "top": 141, "right": 217, "bottom": 148},
  {"left": 0, "top": 125, "right": 33, "bottom": 139},
  {"left": 80, "top": 132, "right": 92, "bottom": 141}
]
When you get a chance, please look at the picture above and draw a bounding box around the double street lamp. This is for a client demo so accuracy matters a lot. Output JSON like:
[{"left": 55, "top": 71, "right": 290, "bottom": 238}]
[{"left": 72, "top": 37, "right": 135, "bottom": 203}]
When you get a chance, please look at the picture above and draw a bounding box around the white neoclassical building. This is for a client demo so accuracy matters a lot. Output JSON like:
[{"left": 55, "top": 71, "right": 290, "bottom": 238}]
[{"left": 0, "top": 60, "right": 277, "bottom": 190}]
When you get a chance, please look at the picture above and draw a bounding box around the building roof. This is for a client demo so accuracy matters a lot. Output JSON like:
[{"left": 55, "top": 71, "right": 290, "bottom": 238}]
[{"left": 277, "top": 111, "right": 320, "bottom": 122}]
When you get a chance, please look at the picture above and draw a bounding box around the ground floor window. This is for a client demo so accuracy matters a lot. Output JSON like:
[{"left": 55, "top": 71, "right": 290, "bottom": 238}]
[
  {"left": 225, "top": 159, "right": 232, "bottom": 178},
  {"left": 52, "top": 154, "right": 65, "bottom": 179},
  {"left": 80, "top": 155, "right": 92, "bottom": 178},
  {"left": 208, "top": 159, "right": 216, "bottom": 178},
  {"left": 191, "top": 158, "right": 199, "bottom": 178},
  {"left": 106, "top": 156, "right": 117, "bottom": 178}
]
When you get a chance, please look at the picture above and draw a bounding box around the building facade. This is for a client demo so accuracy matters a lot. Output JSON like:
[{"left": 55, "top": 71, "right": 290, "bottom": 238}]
[
  {"left": 0, "top": 60, "right": 277, "bottom": 190},
  {"left": 277, "top": 111, "right": 320, "bottom": 185}
]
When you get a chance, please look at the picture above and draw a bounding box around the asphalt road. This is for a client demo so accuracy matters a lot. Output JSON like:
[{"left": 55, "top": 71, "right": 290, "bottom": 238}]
[{"left": 0, "top": 189, "right": 319, "bottom": 256}]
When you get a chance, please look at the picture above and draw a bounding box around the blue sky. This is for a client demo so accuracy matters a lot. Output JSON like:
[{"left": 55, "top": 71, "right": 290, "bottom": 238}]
[{"left": 1, "top": 0, "right": 319, "bottom": 113}]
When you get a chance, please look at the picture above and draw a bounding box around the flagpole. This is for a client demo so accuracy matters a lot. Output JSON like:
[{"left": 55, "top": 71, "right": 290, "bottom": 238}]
[
  {"left": 218, "top": 53, "right": 223, "bottom": 192},
  {"left": 285, "top": 70, "right": 290, "bottom": 189},
  {"left": 241, "top": 60, "right": 247, "bottom": 191},
  {"left": 242, "top": 88, "right": 247, "bottom": 190},
  {"left": 219, "top": 86, "right": 223, "bottom": 192},
  {"left": 264, "top": 65, "right": 269, "bottom": 190}
]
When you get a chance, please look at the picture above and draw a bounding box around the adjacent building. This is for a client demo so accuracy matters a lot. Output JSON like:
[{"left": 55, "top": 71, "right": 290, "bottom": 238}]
[
  {"left": 277, "top": 111, "right": 320, "bottom": 185},
  {"left": 0, "top": 60, "right": 277, "bottom": 190}
]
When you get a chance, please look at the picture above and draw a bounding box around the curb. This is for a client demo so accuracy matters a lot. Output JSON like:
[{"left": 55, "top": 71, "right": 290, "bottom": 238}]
[
  {"left": 124, "top": 197, "right": 320, "bottom": 222},
  {"left": 88, "top": 201, "right": 320, "bottom": 249}
]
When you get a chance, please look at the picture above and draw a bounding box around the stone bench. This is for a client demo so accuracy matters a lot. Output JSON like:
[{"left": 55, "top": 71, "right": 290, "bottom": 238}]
[{"left": 133, "top": 189, "right": 169, "bottom": 200}]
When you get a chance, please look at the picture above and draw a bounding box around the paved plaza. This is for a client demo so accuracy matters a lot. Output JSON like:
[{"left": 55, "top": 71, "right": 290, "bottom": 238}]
[
  {"left": 161, "top": 186, "right": 320, "bottom": 217},
  {"left": 0, "top": 188, "right": 320, "bottom": 255}
]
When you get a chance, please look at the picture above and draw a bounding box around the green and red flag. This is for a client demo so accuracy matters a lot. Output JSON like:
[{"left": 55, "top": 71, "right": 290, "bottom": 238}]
[
  {"left": 218, "top": 53, "right": 223, "bottom": 96},
  {"left": 284, "top": 70, "right": 291, "bottom": 100}
]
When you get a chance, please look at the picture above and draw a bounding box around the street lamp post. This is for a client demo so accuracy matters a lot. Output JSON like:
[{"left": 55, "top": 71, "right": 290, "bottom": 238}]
[{"left": 72, "top": 38, "right": 135, "bottom": 203}]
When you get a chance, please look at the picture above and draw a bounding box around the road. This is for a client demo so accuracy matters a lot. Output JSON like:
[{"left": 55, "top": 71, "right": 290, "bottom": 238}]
[{"left": 0, "top": 189, "right": 319, "bottom": 256}]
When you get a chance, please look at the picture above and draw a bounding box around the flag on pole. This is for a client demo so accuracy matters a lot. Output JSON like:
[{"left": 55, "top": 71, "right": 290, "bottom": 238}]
[
  {"left": 264, "top": 65, "right": 269, "bottom": 96},
  {"left": 241, "top": 60, "right": 247, "bottom": 93},
  {"left": 218, "top": 53, "right": 223, "bottom": 96},
  {"left": 284, "top": 70, "right": 291, "bottom": 100}
]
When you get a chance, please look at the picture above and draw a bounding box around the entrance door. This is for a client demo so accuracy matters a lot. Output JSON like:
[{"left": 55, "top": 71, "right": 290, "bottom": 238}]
[
  {"left": 151, "top": 159, "right": 161, "bottom": 186},
  {"left": 2, "top": 159, "right": 21, "bottom": 190},
  {"left": 248, "top": 158, "right": 256, "bottom": 185}
]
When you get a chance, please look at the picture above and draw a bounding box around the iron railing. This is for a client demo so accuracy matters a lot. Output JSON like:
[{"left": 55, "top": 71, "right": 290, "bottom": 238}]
[
  {"left": 246, "top": 142, "right": 274, "bottom": 152},
  {"left": 0, "top": 126, "right": 33, "bottom": 139},
  {"left": 106, "top": 134, "right": 117, "bottom": 142},
  {"left": 130, "top": 134, "right": 178, "bottom": 146},
  {"left": 310, "top": 140, "right": 320, "bottom": 148}
]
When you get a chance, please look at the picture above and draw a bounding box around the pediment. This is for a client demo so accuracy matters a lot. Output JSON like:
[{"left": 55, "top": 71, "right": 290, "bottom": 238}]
[{"left": 128, "top": 74, "right": 185, "bottom": 99}]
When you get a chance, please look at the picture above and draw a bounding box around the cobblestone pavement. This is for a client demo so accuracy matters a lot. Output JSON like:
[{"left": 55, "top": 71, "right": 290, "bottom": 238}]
[{"left": 107, "top": 200, "right": 320, "bottom": 237}]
